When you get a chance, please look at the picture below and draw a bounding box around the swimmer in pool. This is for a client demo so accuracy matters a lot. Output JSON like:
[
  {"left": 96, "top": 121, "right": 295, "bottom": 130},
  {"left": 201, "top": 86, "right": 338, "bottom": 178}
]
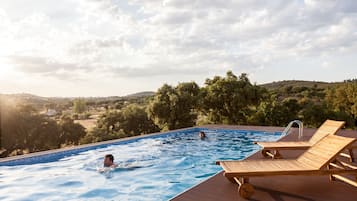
[
  {"left": 97, "top": 154, "right": 118, "bottom": 173},
  {"left": 199, "top": 131, "right": 206, "bottom": 139},
  {"left": 103, "top": 154, "right": 118, "bottom": 168}
]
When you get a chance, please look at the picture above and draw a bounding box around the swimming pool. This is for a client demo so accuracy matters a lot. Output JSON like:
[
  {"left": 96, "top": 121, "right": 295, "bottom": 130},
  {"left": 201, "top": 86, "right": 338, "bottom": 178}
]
[{"left": 0, "top": 128, "right": 281, "bottom": 201}]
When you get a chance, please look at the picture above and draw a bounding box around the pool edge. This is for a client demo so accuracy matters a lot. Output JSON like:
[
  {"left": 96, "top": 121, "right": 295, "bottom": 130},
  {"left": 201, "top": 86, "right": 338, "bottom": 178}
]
[
  {"left": 0, "top": 127, "right": 199, "bottom": 165},
  {"left": 0, "top": 125, "right": 284, "bottom": 165}
]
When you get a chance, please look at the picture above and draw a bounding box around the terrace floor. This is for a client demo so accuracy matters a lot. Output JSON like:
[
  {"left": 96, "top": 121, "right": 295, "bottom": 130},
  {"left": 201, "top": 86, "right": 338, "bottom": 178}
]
[{"left": 171, "top": 125, "right": 357, "bottom": 201}]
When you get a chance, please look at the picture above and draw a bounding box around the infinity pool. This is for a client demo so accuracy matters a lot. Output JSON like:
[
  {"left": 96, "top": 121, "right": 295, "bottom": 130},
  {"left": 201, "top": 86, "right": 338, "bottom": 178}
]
[{"left": 0, "top": 128, "right": 281, "bottom": 201}]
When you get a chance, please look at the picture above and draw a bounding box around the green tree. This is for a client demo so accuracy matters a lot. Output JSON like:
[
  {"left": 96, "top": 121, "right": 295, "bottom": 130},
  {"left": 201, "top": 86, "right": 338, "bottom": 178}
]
[
  {"left": 59, "top": 115, "right": 86, "bottom": 145},
  {"left": 120, "top": 104, "right": 159, "bottom": 136},
  {"left": 147, "top": 84, "right": 175, "bottom": 130},
  {"left": 27, "top": 117, "right": 60, "bottom": 152},
  {"left": 249, "top": 97, "right": 301, "bottom": 126},
  {"left": 325, "top": 82, "right": 357, "bottom": 127},
  {"left": 1, "top": 104, "right": 61, "bottom": 157},
  {"left": 80, "top": 126, "right": 119, "bottom": 144},
  {"left": 201, "top": 71, "right": 265, "bottom": 124},
  {"left": 81, "top": 104, "right": 159, "bottom": 143},
  {"left": 73, "top": 99, "right": 87, "bottom": 114},
  {"left": 148, "top": 82, "right": 200, "bottom": 130},
  {"left": 300, "top": 100, "right": 330, "bottom": 127},
  {"left": 97, "top": 110, "right": 122, "bottom": 134}
]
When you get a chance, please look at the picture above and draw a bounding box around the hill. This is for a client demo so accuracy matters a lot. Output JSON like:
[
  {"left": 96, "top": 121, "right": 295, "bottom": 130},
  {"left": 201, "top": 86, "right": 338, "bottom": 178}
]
[
  {"left": 260, "top": 80, "right": 343, "bottom": 91},
  {"left": 125, "top": 91, "right": 155, "bottom": 98},
  {"left": 0, "top": 91, "right": 155, "bottom": 102}
]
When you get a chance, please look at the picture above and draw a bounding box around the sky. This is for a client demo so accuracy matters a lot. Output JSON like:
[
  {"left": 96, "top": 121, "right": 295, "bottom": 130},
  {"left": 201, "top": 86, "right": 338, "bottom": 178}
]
[{"left": 0, "top": 0, "right": 356, "bottom": 97}]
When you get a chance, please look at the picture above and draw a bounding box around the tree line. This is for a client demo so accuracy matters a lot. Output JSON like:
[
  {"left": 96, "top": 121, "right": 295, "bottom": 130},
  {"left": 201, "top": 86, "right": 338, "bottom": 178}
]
[
  {"left": 73, "top": 71, "right": 357, "bottom": 143},
  {"left": 1, "top": 71, "right": 356, "bottom": 157},
  {"left": 0, "top": 104, "right": 86, "bottom": 157}
]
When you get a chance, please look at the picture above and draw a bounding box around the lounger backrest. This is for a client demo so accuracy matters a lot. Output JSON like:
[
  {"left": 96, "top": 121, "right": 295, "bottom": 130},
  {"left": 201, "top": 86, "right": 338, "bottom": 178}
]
[
  {"left": 298, "top": 135, "right": 355, "bottom": 169},
  {"left": 308, "top": 120, "right": 345, "bottom": 145}
]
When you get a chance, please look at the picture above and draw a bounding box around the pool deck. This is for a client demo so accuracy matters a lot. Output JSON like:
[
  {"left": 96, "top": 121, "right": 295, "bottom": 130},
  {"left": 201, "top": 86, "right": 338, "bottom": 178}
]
[{"left": 171, "top": 125, "right": 357, "bottom": 201}]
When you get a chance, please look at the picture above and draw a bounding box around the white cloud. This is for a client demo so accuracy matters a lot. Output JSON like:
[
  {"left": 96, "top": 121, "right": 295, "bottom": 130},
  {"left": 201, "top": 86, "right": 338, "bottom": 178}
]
[{"left": 0, "top": 0, "right": 356, "bottom": 96}]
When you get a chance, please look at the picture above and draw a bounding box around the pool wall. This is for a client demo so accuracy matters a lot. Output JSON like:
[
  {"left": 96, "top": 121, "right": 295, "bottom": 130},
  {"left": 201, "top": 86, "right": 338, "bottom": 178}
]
[{"left": 0, "top": 125, "right": 282, "bottom": 166}]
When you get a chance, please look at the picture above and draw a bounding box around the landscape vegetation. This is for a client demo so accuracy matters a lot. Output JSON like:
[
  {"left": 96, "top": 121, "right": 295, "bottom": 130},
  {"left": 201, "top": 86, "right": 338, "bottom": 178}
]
[{"left": 0, "top": 71, "right": 356, "bottom": 158}]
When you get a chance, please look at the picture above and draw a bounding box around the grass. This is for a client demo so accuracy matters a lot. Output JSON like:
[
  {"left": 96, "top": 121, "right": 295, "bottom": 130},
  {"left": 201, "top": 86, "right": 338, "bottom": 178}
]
[{"left": 74, "top": 119, "right": 97, "bottom": 131}]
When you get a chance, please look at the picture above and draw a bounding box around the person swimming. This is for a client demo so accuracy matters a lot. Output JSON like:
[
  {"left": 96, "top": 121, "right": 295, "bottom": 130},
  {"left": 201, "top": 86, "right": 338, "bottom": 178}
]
[
  {"left": 103, "top": 154, "right": 118, "bottom": 168},
  {"left": 97, "top": 154, "right": 118, "bottom": 174},
  {"left": 98, "top": 154, "right": 145, "bottom": 175},
  {"left": 199, "top": 131, "right": 206, "bottom": 139}
]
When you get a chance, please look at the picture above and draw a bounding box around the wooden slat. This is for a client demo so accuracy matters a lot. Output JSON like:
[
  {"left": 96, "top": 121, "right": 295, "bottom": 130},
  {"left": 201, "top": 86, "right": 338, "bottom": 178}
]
[
  {"left": 221, "top": 162, "right": 357, "bottom": 177},
  {"left": 218, "top": 135, "right": 357, "bottom": 178},
  {"left": 340, "top": 152, "right": 352, "bottom": 159},
  {"left": 329, "top": 162, "right": 344, "bottom": 170},
  {"left": 220, "top": 160, "right": 313, "bottom": 173},
  {"left": 331, "top": 174, "right": 357, "bottom": 187},
  {"left": 297, "top": 135, "right": 356, "bottom": 169},
  {"left": 255, "top": 120, "right": 345, "bottom": 151},
  {"left": 336, "top": 160, "right": 357, "bottom": 170},
  {"left": 308, "top": 120, "right": 345, "bottom": 144},
  {"left": 256, "top": 141, "right": 311, "bottom": 150}
]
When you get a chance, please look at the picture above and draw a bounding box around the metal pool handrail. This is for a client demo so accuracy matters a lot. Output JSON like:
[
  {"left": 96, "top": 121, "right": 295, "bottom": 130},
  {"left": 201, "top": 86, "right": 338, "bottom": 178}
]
[{"left": 282, "top": 120, "right": 303, "bottom": 140}]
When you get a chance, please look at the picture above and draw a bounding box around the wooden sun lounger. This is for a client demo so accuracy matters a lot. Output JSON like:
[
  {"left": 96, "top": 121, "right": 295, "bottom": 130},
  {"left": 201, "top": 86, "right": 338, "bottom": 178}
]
[
  {"left": 216, "top": 135, "right": 357, "bottom": 199},
  {"left": 256, "top": 119, "right": 346, "bottom": 159}
]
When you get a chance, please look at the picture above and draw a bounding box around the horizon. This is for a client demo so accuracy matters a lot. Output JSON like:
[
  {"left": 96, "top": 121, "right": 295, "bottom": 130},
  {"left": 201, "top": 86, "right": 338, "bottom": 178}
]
[
  {"left": 0, "top": 0, "right": 356, "bottom": 97},
  {"left": 0, "top": 78, "right": 352, "bottom": 98}
]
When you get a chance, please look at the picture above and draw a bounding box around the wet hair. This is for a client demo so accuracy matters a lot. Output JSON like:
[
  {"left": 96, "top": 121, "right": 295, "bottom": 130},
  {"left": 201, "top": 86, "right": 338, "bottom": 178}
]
[
  {"left": 105, "top": 154, "right": 114, "bottom": 162},
  {"left": 199, "top": 131, "right": 206, "bottom": 138}
]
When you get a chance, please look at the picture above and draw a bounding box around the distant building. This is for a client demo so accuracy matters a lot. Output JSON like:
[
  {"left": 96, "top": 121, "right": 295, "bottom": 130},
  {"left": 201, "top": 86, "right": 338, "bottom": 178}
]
[{"left": 46, "top": 109, "right": 57, "bottom": 116}]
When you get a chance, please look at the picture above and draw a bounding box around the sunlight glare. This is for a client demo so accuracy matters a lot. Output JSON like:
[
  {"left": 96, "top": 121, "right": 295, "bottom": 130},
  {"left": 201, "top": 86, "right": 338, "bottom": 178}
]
[{"left": 0, "top": 58, "right": 14, "bottom": 78}]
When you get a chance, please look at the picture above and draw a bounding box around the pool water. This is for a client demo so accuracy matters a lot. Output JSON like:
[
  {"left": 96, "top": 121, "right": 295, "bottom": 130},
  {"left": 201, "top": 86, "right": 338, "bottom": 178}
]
[{"left": 0, "top": 128, "right": 281, "bottom": 201}]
